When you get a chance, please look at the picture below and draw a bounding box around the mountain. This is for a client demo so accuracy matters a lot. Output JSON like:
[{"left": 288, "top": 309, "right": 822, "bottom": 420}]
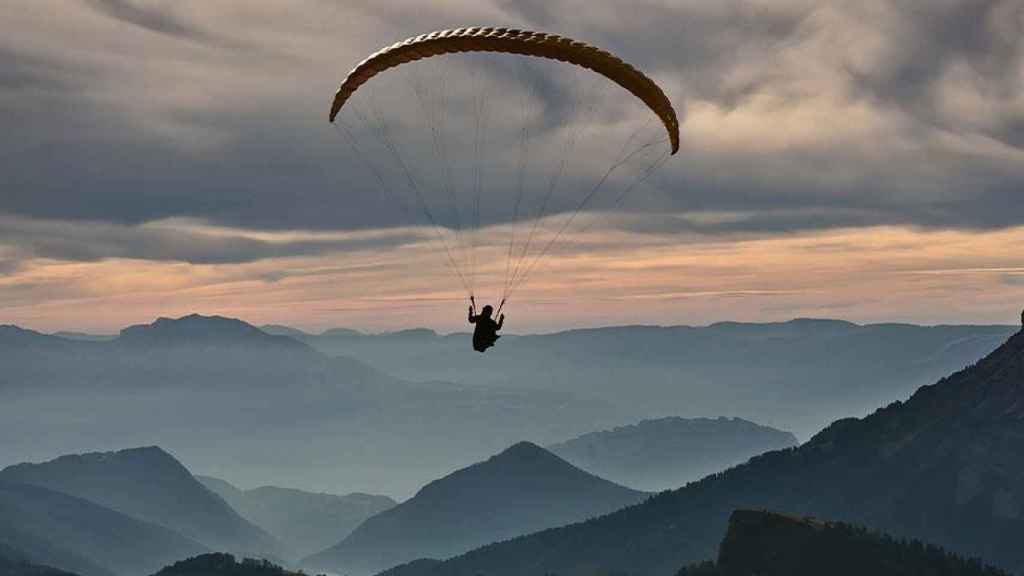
[
  {"left": 257, "top": 325, "right": 312, "bottom": 339},
  {"left": 0, "top": 447, "right": 281, "bottom": 559},
  {"left": 117, "top": 314, "right": 312, "bottom": 354},
  {"left": 548, "top": 417, "right": 798, "bottom": 491},
  {"left": 382, "top": 328, "right": 1024, "bottom": 576},
  {"left": 301, "top": 442, "right": 648, "bottom": 576},
  {"left": 149, "top": 553, "right": 302, "bottom": 576},
  {"left": 0, "top": 481, "right": 207, "bottom": 576},
  {"left": 292, "top": 319, "right": 1017, "bottom": 437},
  {"left": 197, "top": 476, "right": 396, "bottom": 559},
  {"left": 677, "top": 510, "right": 1008, "bottom": 576}
]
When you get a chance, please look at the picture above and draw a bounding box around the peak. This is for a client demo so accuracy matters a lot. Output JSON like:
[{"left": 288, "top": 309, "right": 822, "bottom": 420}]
[
  {"left": 117, "top": 314, "right": 311, "bottom": 351},
  {"left": 498, "top": 441, "right": 547, "bottom": 457}
]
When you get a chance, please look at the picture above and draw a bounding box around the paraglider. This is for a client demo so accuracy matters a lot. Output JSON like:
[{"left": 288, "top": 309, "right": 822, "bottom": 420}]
[
  {"left": 327, "top": 27, "right": 680, "bottom": 353},
  {"left": 468, "top": 296, "right": 504, "bottom": 353}
]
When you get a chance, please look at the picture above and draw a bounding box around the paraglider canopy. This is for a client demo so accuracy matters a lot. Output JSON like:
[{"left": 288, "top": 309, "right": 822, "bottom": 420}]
[{"left": 326, "top": 27, "right": 681, "bottom": 309}]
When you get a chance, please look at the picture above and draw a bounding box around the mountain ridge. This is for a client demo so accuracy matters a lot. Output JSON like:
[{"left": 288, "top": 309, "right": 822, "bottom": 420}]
[{"left": 302, "top": 441, "right": 648, "bottom": 576}]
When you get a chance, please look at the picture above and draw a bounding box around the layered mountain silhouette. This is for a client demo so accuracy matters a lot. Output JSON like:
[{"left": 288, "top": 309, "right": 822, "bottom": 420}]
[
  {"left": 548, "top": 417, "right": 798, "bottom": 491},
  {"left": 0, "top": 481, "right": 206, "bottom": 576},
  {"left": 274, "top": 319, "right": 1016, "bottom": 437},
  {"left": 197, "top": 475, "right": 396, "bottom": 559},
  {"left": 383, "top": 329, "right": 1024, "bottom": 576},
  {"left": 301, "top": 442, "right": 647, "bottom": 576},
  {"left": 0, "top": 314, "right": 614, "bottom": 496},
  {"left": 0, "top": 447, "right": 281, "bottom": 559},
  {"left": 677, "top": 510, "right": 1008, "bottom": 576}
]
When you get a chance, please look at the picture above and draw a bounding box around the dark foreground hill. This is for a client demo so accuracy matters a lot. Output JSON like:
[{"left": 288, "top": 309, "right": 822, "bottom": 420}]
[
  {"left": 548, "top": 417, "right": 798, "bottom": 491},
  {"left": 149, "top": 553, "right": 303, "bottom": 576},
  {"left": 302, "top": 442, "right": 647, "bottom": 576},
  {"left": 677, "top": 510, "right": 1008, "bottom": 576},
  {"left": 197, "top": 476, "right": 396, "bottom": 559},
  {"left": 383, "top": 328, "right": 1024, "bottom": 576},
  {"left": 0, "top": 447, "right": 280, "bottom": 559},
  {"left": 0, "top": 482, "right": 206, "bottom": 576}
]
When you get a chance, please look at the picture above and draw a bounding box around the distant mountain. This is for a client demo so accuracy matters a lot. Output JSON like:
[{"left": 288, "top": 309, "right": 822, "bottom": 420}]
[
  {"left": 0, "top": 481, "right": 207, "bottom": 576},
  {"left": 149, "top": 553, "right": 302, "bottom": 576},
  {"left": 302, "top": 442, "right": 648, "bottom": 576},
  {"left": 118, "top": 314, "right": 311, "bottom": 353},
  {"left": 51, "top": 332, "right": 116, "bottom": 342},
  {"left": 0, "top": 447, "right": 281, "bottom": 559},
  {"left": 677, "top": 510, "right": 1008, "bottom": 576},
  {"left": 382, "top": 328, "right": 1024, "bottom": 576},
  {"left": 548, "top": 417, "right": 798, "bottom": 491},
  {"left": 293, "top": 319, "right": 1017, "bottom": 437},
  {"left": 257, "top": 325, "right": 312, "bottom": 339},
  {"left": 197, "top": 476, "right": 396, "bottom": 559}
]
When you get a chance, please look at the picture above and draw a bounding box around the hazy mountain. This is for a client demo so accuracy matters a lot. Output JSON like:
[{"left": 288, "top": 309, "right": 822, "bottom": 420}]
[
  {"left": 0, "top": 542, "right": 82, "bottom": 576},
  {"left": 302, "top": 442, "right": 648, "bottom": 576},
  {"left": 257, "top": 325, "right": 312, "bottom": 339},
  {"left": 0, "top": 447, "right": 281, "bottom": 559},
  {"left": 0, "top": 314, "right": 614, "bottom": 496},
  {"left": 150, "top": 554, "right": 302, "bottom": 576},
  {"left": 197, "top": 476, "right": 396, "bottom": 559},
  {"left": 0, "top": 481, "right": 207, "bottom": 576},
  {"left": 677, "top": 510, "right": 1008, "bottom": 576},
  {"left": 291, "top": 319, "right": 1016, "bottom": 437},
  {"left": 548, "top": 417, "right": 798, "bottom": 491},
  {"left": 382, "top": 328, "right": 1024, "bottom": 576},
  {"left": 51, "top": 332, "right": 116, "bottom": 342}
]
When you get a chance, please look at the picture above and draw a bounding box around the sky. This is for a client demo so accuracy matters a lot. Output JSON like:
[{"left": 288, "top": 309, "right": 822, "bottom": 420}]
[{"left": 1, "top": 0, "right": 1022, "bottom": 334}]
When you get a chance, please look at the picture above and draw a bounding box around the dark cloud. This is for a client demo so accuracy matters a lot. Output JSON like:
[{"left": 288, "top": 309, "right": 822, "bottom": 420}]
[
  {"left": 0, "top": 217, "right": 423, "bottom": 265},
  {"left": 84, "top": 0, "right": 217, "bottom": 45}
]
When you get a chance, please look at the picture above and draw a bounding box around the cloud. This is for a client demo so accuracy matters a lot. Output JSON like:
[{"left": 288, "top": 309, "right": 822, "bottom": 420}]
[
  {"left": 0, "top": 0, "right": 1021, "bottom": 252},
  {"left": 84, "top": 0, "right": 219, "bottom": 45},
  {"left": 0, "top": 216, "right": 425, "bottom": 265}
]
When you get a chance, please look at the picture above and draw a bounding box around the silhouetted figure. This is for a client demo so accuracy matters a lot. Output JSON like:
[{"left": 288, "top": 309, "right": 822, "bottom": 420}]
[{"left": 468, "top": 298, "right": 504, "bottom": 353}]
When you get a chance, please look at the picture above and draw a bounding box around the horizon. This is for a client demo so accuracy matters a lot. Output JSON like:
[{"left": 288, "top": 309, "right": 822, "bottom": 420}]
[{"left": 11, "top": 310, "right": 1023, "bottom": 338}]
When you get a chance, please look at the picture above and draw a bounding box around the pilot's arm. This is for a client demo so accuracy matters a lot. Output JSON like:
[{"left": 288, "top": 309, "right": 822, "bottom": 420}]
[{"left": 468, "top": 307, "right": 476, "bottom": 324}]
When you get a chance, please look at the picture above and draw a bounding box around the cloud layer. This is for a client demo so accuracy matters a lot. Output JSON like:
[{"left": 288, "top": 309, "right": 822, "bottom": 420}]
[{"left": 1, "top": 1, "right": 1022, "bottom": 329}]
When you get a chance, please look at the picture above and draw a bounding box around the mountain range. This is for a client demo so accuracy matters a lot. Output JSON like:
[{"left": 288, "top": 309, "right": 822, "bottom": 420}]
[
  {"left": 677, "top": 510, "right": 1008, "bottom": 576},
  {"left": 257, "top": 319, "right": 1016, "bottom": 437},
  {"left": 547, "top": 417, "right": 798, "bottom": 491},
  {"left": 0, "top": 314, "right": 616, "bottom": 496},
  {"left": 197, "top": 476, "right": 396, "bottom": 559},
  {"left": 0, "top": 447, "right": 281, "bottom": 559},
  {"left": 302, "top": 442, "right": 648, "bottom": 576},
  {"left": 382, "top": 327, "right": 1024, "bottom": 575}
]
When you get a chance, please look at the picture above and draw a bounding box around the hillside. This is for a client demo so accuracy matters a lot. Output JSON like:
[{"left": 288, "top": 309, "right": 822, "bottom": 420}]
[
  {"left": 197, "top": 476, "right": 396, "bottom": 558},
  {"left": 677, "top": 510, "right": 1007, "bottom": 576},
  {"left": 0, "top": 447, "right": 281, "bottom": 559},
  {"left": 149, "top": 553, "right": 302, "bottom": 576},
  {"left": 302, "top": 442, "right": 647, "bottom": 576},
  {"left": 0, "top": 482, "right": 207, "bottom": 576},
  {"left": 383, "top": 328, "right": 1024, "bottom": 575},
  {"left": 548, "top": 417, "right": 798, "bottom": 490}
]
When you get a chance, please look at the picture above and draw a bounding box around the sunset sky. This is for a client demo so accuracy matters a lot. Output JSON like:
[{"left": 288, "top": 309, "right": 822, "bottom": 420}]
[{"left": 2, "top": 0, "right": 1022, "bottom": 333}]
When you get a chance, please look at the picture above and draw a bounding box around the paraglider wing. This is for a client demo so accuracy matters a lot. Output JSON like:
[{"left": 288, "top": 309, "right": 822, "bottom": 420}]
[{"left": 329, "top": 27, "right": 680, "bottom": 154}]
